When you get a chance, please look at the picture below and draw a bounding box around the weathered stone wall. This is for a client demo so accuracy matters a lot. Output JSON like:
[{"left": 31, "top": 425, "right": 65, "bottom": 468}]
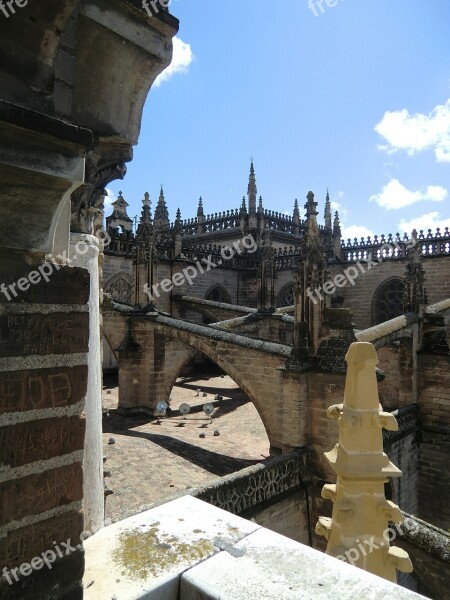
[
  {"left": 190, "top": 449, "right": 310, "bottom": 545},
  {"left": 417, "top": 353, "right": 450, "bottom": 530},
  {"left": 396, "top": 513, "right": 450, "bottom": 600},
  {"left": 385, "top": 432, "right": 419, "bottom": 516},
  {"left": 103, "top": 256, "right": 133, "bottom": 288},
  {"left": 328, "top": 256, "right": 450, "bottom": 329},
  {"left": 247, "top": 491, "right": 309, "bottom": 544},
  {"left": 377, "top": 344, "right": 401, "bottom": 409},
  {"left": 0, "top": 262, "right": 89, "bottom": 599},
  {"left": 306, "top": 372, "right": 343, "bottom": 479}
]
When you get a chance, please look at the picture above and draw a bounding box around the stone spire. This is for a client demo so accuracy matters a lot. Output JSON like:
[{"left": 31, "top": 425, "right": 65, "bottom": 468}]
[
  {"left": 333, "top": 211, "right": 341, "bottom": 236},
  {"left": 291, "top": 198, "right": 299, "bottom": 235},
  {"left": 324, "top": 190, "right": 332, "bottom": 229},
  {"left": 154, "top": 186, "right": 169, "bottom": 229},
  {"left": 174, "top": 207, "right": 182, "bottom": 255},
  {"left": 293, "top": 198, "right": 300, "bottom": 222},
  {"left": 240, "top": 195, "right": 247, "bottom": 215},
  {"left": 197, "top": 196, "right": 204, "bottom": 217},
  {"left": 305, "top": 191, "right": 318, "bottom": 222},
  {"left": 316, "top": 342, "right": 413, "bottom": 583},
  {"left": 197, "top": 196, "right": 205, "bottom": 234},
  {"left": 174, "top": 207, "right": 182, "bottom": 228},
  {"left": 258, "top": 195, "right": 264, "bottom": 213},
  {"left": 140, "top": 192, "right": 152, "bottom": 226},
  {"left": 247, "top": 160, "right": 257, "bottom": 215}
]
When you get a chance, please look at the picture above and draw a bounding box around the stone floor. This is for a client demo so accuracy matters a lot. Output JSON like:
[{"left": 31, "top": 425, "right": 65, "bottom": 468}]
[{"left": 102, "top": 369, "right": 270, "bottom": 523}]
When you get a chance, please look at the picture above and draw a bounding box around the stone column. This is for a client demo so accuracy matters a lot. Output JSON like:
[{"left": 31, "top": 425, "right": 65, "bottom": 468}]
[{"left": 70, "top": 233, "right": 104, "bottom": 534}]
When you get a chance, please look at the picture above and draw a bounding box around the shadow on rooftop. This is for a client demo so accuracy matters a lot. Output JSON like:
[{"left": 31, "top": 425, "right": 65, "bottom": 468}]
[{"left": 113, "top": 429, "right": 262, "bottom": 476}]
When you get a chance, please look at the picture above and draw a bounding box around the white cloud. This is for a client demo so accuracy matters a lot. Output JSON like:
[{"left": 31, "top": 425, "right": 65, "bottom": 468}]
[
  {"left": 104, "top": 188, "right": 116, "bottom": 213},
  {"left": 341, "top": 225, "right": 375, "bottom": 242},
  {"left": 369, "top": 178, "right": 448, "bottom": 210},
  {"left": 397, "top": 212, "right": 450, "bottom": 236},
  {"left": 330, "top": 195, "right": 374, "bottom": 241},
  {"left": 331, "top": 199, "right": 348, "bottom": 222},
  {"left": 154, "top": 37, "right": 193, "bottom": 87},
  {"left": 375, "top": 98, "right": 450, "bottom": 162}
]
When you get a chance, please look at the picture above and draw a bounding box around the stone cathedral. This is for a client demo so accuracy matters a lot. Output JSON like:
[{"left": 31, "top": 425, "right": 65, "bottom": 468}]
[{"left": 102, "top": 160, "right": 450, "bottom": 328}]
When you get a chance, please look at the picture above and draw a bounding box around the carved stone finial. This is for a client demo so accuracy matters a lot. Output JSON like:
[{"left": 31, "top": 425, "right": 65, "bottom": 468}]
[
  {"left": 403, "top": 234, "right": 427, "bottom": 314},
  {"left": 316, "top": 342, "right": 413, "bottom": 583},
  {"left": 324, "top": 189, "right": 332, "bottom": 229}
]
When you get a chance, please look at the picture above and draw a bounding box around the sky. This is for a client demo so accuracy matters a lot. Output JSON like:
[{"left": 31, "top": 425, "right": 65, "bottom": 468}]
[{"left": 106, "top": 0, "right": 450, "bottom": 242}]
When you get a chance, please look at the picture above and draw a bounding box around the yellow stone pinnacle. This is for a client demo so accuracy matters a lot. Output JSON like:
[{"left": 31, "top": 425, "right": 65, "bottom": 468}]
[{"left": 316, "top": 341, "right": 413, "bottom": 583}]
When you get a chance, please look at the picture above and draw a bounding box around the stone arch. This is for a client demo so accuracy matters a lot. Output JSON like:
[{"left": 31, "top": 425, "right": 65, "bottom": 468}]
[
  {"left": 373, "top": 277, "right": 405, "bottom": 325},
  {"left": 104, "top": 274, "right": 133, "bottom": 304},
  {"left": 160, "top": 328, "right": 276, "bottom": 444},
  {"left": 205, "top": 285, "right": 232, "bottom": 304},
  {"left": 276, "top": 283, "right": 295, "bottom": 308}
]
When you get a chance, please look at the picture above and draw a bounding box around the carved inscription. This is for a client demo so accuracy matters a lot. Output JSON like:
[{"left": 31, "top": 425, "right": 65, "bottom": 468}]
[
  {"left": 0, "top": 366, "right": 87, "bottom": 413},
  {"left": 0, "top": 510, "right": 83, "bottom": 569},
  {"left": 4, "top": 266, "right": 90, "bottom": 305},
  {"left": 0, "top": 463, "right": 83, "bottom": 527},
  {"left": 0, "top": 416, "right": 85, "bottom": 468},
  {"left": 0, "top": 313, "right": 89, "bottom": 357}
]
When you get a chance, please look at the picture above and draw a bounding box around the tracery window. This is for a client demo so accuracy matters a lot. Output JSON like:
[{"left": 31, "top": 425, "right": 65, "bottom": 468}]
[
  {"left": 277, "top": 284, "right": 295, "bottom": 308},
  {"left": 373, "top": 278, "right": 404, "bottom": 325},
  {"left": 105, "top": 275, "right": 133, "bottom": 304}
]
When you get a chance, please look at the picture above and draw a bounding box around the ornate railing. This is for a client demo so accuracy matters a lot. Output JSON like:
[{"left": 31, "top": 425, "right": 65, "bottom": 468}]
[
  {"left": 191, "top": 449, "right": 308, "bottom": 516},
  {"left": 181, "top": 242, "right": 259, "bottom": 270},
  {"left": 273, "top": 246, "right": 301, "bottom": 270},
  {"left": 202, "top": 209, "right": 241, "bottom": 232},
  {"left": 263, "top": 209, "right": 297, "bottom": 234},
  {"left": 341, "top": 228, "right": 450, "bottom": 262},
  {"left": 106, "top": 233, "right": 136, "bottom": 256}
]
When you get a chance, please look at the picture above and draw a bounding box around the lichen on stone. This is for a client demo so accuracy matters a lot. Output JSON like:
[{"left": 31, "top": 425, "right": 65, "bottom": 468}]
[{"left": 113, "top": 526, "right": 215, "bottom": 580}]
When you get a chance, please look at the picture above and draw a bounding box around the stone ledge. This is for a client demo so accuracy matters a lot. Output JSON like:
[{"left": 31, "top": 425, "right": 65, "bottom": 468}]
[
  {"left": 181, "top": 526, "right": 425, "bottom": 600},
  {"left": 83, "top": 496, "right": 425, "bottom": 600},
  {"left": 83, "top": 495, "right": 260, "bottom": 600}
]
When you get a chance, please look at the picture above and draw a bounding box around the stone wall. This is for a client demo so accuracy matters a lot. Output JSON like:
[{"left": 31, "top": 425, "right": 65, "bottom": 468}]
[
  {"left": 0, "top": 262, "right": 90, "bottom": 599},
  {"left": 417, "top": 353, "right": 450, "bottom": 530},
  {"left": 190, "top": 449, "right": 310, "bottom": 545},
  {"left": 328, "top": 256, "right": 450, "bottom": 329}
]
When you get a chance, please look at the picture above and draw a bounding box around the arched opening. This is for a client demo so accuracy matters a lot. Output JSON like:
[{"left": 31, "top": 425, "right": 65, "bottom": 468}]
[
  {"left": 205, "top": 284, "right": 232, "bottom": 304},
  {"left": 102, "top": 347, "right": 270, "bottom": 523},
  {"left": 373, "top": 278, "right": 405, "bottom": 325}
]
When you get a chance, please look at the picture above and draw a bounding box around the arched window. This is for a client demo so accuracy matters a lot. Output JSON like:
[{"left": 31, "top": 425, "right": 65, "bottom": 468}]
[
  {"left": 205, "top": 285, "right": 231, "bottom": 304},
  {"left": 373, "top": 278, "right": 404, "bottom": 325},
  {"left": 276, "top": 283, "right": 295, "bottom": 308}
]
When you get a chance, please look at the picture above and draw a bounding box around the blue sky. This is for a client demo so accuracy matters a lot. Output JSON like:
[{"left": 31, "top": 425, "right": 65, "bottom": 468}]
[{"left": 106, "top": 0, "right": 450, "bottom": 242}]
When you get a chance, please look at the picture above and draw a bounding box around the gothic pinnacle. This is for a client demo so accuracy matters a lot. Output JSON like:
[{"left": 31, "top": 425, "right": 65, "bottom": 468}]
[
  {"left": 197, "top": 196, "right": 204, "bottom": 217},
  {"left": 247, "top": 160, "right": 257, "bottom": 214},
  {"left": 333, "top": 210, "right": 341, "bottom": 235},
  {"left": 324, "top": 189, "right": 332, "bottom": 229}
]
